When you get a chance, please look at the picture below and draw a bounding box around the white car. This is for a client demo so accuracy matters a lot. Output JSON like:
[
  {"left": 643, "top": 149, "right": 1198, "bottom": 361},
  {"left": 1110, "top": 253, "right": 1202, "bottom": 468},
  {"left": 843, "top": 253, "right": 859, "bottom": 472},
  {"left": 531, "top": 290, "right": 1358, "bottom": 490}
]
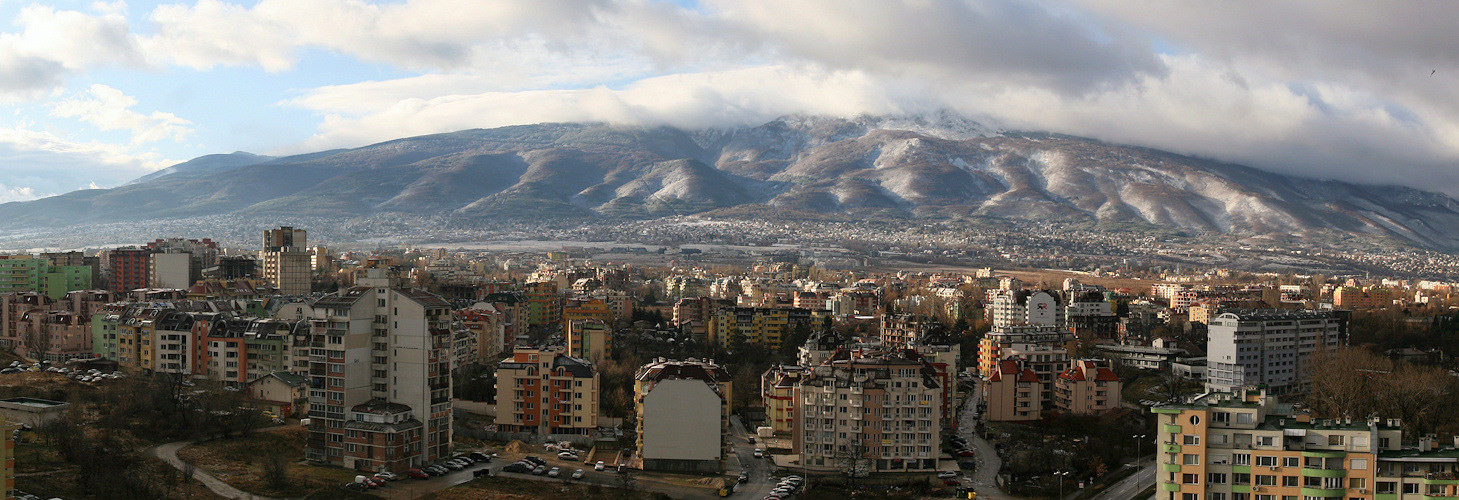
[
  {"left": 547, "top": 467, "right": 561, "bottom": 477},
  {"left": 571, "top": 468, "right": 584, "bottom": 479},
  {"left": 753, "top": 449, "right": 764, "bottom": 458},
  {"left": 594, "top": 461, "right": 606, "bottom": 471}
]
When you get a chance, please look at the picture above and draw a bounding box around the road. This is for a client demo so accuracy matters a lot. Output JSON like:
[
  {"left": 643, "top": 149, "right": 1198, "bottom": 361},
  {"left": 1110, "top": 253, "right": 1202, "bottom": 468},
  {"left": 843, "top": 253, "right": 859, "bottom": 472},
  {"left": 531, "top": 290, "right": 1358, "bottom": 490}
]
[
  {"left": 729, "top": 415, "right": 778, "bottom": 499},
  {"left": 956, "top": 379, "right": 1018, "bottom": 500},
  {"left": 1090, "top": 459, "right": 1155, "bottom": 500},
  {"left": 148, "top": 440, "right": 282, "bottom": 500}
]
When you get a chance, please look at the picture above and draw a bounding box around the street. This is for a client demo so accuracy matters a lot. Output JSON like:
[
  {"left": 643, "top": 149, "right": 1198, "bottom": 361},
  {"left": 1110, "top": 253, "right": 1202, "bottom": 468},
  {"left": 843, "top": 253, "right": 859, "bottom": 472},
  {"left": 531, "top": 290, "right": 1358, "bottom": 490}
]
[
  {"left": 1090, "top": 458, "right": 1155, "bottom": 500},
  {"left": 729, "top": 415, "right": 779, "bottom": 499},
  {"left": 956, "top": 378, "right": 1017, "bottom": 500}
]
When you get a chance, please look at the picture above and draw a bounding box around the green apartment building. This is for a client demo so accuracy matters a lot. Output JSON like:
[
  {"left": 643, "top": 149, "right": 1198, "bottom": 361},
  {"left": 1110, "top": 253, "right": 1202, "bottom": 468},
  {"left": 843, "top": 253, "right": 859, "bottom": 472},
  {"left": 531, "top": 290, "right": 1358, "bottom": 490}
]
[{"left": 0, "top": 257, "right": 93, "bottom": 300}]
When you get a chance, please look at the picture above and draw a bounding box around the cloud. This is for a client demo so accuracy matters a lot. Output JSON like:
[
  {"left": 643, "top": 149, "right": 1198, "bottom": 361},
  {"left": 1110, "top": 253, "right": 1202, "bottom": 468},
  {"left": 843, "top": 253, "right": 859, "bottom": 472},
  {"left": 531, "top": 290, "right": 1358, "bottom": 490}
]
[
  {"left": 0, "top": 122, "right": 175, "bottom": 198},
  {"left": 49, "top": 84, "right": 193, "bottom": 144},
  {"left": 0, "top": 3, "right": 141, "bottom": 99}
]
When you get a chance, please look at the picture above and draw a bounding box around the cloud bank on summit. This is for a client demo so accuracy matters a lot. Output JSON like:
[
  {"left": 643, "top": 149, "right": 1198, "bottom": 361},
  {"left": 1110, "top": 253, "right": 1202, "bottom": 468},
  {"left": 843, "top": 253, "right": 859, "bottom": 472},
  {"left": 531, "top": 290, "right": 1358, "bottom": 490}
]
[{"left": 1, "top": 0, "right": 1458, "bottom": 201}]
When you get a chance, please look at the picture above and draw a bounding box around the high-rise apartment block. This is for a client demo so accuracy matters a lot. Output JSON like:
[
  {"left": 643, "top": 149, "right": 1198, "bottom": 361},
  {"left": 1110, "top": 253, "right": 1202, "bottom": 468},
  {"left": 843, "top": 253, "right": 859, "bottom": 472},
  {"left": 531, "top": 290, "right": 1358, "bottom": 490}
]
[
  {"left": 706, "top": 306, "right": 822, "bottom": 348},
  {"left": 792, "top": 349, "right": 942, "bottom": 474},
  {"left": 1205, "top": 309, "right": 1346, "bottom": 394},
  {"left": 304, "top": 273, "right": 453, "bottom": 472},
  {"left": 494, "top": 346, "right": 599, "bottom": 436},
  {"left": 261, "top": 227, "right": 311, "bottom": 295},
  {"left": 104, "top": 248, "right": 154, "bottom": 293}
]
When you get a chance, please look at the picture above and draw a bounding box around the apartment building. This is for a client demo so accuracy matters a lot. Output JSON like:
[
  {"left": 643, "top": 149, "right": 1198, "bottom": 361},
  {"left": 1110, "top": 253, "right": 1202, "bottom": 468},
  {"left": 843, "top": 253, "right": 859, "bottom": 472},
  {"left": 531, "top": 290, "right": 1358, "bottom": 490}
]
[
  {"left": 523, "top": 281, "right": 560, "bottom": 327},
  {"left": 977, "top": 325, "right": 1070, "bottom": 378},
  {"left": 706, "top": 306, "right": 822, "bottom": 348},
  {"left": 304, "top": 274, "right": 454, "bottom": 472},
  {"left": 1066, "top": 291, "right": 1118, "bottom": 339},
  {"left": 1145, "top": 387, "right": 1459, "bottom": 500},
  {"left": 0, "top": 256, "right": 94, "bottom": 300},
  {"left": 792, "top": 349, "right": 942, "bottom": 474},
  {"left": 635, "top": 358, "right": 732, "bottom": 474},
  {"left": 880, "top": 313, "right": 934, "bottom": 348},
  {"left": 1052, "top": 360, "right": 1120, "bottom": 415},
  {"left": 984, "top": 359, "right": 1042, "bottom": 421},
  {"left": 104, "top": 248, "right": 155, "bottom": 293},
  {"left": 1206, "top": 309, "right": 1347, "bottom": 394},
  {"left": 761, "top": 364, "right": 809, "bottom": 434},
  {"left": 1333, "top": 286, "right": 1395, "bottom": 309},
  {"left": 566, "top": 319, "right": 610, "bottom": 363},
  {"left": 494, "top": 346, "right": 599, "bottom": 436},
  {"left": 261, "top": 227, "right": 311, "bottom": 295},
  {"left": 986, "top": 289, "right": 1064, "bottom": 329}
]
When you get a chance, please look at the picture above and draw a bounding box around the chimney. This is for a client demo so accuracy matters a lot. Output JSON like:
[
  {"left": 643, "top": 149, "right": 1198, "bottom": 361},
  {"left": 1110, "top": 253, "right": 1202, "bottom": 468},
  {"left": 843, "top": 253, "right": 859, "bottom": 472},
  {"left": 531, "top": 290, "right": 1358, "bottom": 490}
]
[{"left": 1421, "top": 436, "right": 1435, "bottom": 452}]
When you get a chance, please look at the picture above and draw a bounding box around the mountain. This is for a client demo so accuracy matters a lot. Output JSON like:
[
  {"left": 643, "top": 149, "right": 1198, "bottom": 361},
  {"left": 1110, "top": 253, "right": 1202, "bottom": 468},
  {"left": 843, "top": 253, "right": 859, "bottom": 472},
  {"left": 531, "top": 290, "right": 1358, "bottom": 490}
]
[{"left": 8, "top": 113, "right": 1459, "bottom": 248}]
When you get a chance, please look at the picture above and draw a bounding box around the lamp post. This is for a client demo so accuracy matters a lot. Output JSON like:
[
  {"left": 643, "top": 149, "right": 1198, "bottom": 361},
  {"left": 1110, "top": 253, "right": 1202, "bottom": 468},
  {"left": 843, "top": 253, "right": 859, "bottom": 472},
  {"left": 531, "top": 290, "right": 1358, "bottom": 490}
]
[
  {"left": 1133, "top": 434, "right": 1147, "bottom": 493},
  {"left": 1055, "top": 469, "right": 1070, "bottom": 499}
]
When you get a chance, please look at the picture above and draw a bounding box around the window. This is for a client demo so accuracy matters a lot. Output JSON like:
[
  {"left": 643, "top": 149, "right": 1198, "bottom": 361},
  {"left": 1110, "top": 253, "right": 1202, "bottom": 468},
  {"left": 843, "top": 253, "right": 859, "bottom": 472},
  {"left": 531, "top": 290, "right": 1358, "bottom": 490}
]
[
  {"left": 1405, "top": 483, "right": 1420, "bottom": 494},
  {"left": 1233, "top": 473, "right": 1250, "bottom": 485},
  {"left": 1207, "top": 472, "right": 1228, "bottom": 484},
  {"left": 1255, "top": 456, "right": 1277, "bottom": 467},
  {"left": 1182, "top": 473, "right": 1199, "bottom": 484},
  {"left": 1234, "top": 453, "right": 1251, "bottom": 466},
  {"left": 1376, "top": 482, "right": 1396, "bottom": 494},
  {"left": 1283, "top": 456, "right": 1299, "bottom": 468},
  {"left": 1182, "top": 494, "right": 1198, "bottom": 500},
  {"left": 1350, "top": 458, "right": 1367, "bottom": 470},
  {"left": 1349, "top": 477, "right": 1365, "bottom": 489},
  {"left": 1184, "top": 435, "right": 1200, "bottom": 445},
  {"left": 1255, "top": 475, "right": 1276, "bottom": 486},
  {"left": 1282, "top": 476, "right": 1298, "bottom": 487},
  {"left": 1328, "top": 435, "right": 1345, "bottom": 446}
]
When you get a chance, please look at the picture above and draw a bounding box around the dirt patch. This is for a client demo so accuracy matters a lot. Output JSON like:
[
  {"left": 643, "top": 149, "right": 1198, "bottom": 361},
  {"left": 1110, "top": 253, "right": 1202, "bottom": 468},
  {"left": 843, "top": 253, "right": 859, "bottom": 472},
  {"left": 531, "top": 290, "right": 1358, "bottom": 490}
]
[
  {"left": 178, "top": 427, "right": 359, "bottom": 498},
  {"left": 426, "top": 476, "right": 654, "bottom": 500},
  {"left": 503, "top": 440, "right": 532, "bottom": 454}
]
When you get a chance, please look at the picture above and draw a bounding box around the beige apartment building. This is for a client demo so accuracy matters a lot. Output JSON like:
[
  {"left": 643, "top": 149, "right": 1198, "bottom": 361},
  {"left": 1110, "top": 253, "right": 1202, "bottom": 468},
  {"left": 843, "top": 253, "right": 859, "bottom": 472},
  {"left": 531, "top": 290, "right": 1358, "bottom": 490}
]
[
  {"left": 494, "top": 346, "right": 599, "bottom": 436},
  {"left": 792, "top": 349, "right": 942, "bottom": 474}
]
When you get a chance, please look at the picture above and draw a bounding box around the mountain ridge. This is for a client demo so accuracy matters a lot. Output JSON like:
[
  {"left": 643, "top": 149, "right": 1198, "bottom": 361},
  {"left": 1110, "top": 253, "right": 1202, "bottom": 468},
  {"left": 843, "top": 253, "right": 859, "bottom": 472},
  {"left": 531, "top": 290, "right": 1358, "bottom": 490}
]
[{"left": 10, "top": 114, "right": 1459, "bottom": 249}]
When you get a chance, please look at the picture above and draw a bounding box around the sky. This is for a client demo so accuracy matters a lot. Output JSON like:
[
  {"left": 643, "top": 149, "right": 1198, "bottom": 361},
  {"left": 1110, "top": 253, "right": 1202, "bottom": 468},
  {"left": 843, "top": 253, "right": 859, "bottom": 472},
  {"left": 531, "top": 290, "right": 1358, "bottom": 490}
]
[{"left": 3, "top": 0, "right": 1459, "bottom": 202}]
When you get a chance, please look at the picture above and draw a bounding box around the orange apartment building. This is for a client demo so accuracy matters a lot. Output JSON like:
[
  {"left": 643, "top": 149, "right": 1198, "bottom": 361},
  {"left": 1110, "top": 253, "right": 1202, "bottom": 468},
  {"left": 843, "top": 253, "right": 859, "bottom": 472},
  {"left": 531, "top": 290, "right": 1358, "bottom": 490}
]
[{"left": 494, "top": 346, "right": 599, "bottom": 436}]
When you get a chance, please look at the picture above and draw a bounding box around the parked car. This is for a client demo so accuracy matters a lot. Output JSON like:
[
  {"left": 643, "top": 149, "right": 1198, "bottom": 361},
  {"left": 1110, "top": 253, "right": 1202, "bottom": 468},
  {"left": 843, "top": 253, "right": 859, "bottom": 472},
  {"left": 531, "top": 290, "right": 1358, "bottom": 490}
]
[
  {"left": 341, "top": 482, "right": 368, "bottom": 492},
  {"left": 523, "top": 456, "right": 547, "bottom": 466},
  {"left": 937, "top": 471, "right": 958, "bottom": 478},
  {"left": 473, "top": 468, "right": 492, "bottom": 478},
  {"left": 374, "top": 471, "right": 399, "bottom": 481},
  {"left": 955, "top": 449, "right": 976, "bottom": 457},
  {"left": 443, "top": 461, "right": 464, "bottom": 470},
  {"left": 558, "top": 451, "right": 579, "bottom": 461},
  {"left": 571, "top": 468, "right": 584, "bottom": 479},
  {"left": 594, "top": 461, "right": 606, "bottom": 471},
  {"left": 547, "top": 467, "right": 561, "bottom": 477},
  {"left": 532, "top": 465, "right": 547, "bottom": 475},
  {"left": 405, "top": 469, "right": 429, "bottom": 479},
  {"left": 752, "top": 449, "right": 764, "bottom": 458},
  {"left": 469, "top": 452, "right": 491, "bottom": 462},
  {"left": 502, "top": 463, "right": 533, "bottom": 474}
]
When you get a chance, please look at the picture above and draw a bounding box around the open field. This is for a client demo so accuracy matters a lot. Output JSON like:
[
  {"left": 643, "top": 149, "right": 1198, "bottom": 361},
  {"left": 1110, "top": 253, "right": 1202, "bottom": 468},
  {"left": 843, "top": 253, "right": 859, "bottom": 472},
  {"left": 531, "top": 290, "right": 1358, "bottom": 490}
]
[{"left": 177, "top": 426, "right": 365, "bottom": 498}]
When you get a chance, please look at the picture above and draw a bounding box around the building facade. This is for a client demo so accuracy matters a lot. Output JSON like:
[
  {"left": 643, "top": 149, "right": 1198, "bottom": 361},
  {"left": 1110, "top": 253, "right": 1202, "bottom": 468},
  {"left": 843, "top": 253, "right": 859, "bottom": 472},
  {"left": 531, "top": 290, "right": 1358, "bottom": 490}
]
[
  {"left": 635, "top": 358, "right": 731, "bottom": 474},
  {"left": 792, "top": 349, "right": 942, "bottom": 473},
  {"left": 1205, "top": 309, "right": 1347, "bottom": 394},
  {"left": 304, "top": 278, "right": 454, "bottom": 471},
  {"left": 494, "top": 346, "right": 599, "bottom": 435}
]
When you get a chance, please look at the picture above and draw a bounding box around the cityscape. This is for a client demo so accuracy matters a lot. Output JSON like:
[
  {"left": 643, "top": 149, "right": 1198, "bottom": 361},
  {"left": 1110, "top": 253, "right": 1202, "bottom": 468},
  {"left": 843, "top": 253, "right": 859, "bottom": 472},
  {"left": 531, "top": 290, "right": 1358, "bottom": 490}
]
[
  {"left": 0, "top": 223, "right": 1456, "bottom": 500},
  {"left": 3, "top": 1, "right": 1459, "bottom": 500}
]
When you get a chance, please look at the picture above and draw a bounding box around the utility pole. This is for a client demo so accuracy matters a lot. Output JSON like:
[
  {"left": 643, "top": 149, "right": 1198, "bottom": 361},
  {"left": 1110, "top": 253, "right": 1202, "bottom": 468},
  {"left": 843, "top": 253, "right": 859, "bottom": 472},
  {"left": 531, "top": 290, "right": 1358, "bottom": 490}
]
[{"left": 1133, "top": 433, "right": 1147, "bottom": 494}]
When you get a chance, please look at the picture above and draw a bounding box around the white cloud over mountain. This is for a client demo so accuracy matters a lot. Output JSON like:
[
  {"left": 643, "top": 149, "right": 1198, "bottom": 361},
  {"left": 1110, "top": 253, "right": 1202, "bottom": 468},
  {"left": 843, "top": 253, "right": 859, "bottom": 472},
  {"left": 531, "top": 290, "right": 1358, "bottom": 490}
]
[{"left": 3, "top": 0, "right": 1459, "bottom": 195}]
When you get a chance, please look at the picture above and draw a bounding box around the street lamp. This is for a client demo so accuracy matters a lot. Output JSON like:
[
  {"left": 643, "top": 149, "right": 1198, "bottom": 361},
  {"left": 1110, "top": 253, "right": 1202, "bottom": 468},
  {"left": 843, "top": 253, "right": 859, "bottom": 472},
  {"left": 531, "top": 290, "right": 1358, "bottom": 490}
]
[
  {"left": 1055, "top": 469, "right": 1070, "bottom": 499},
  {"left": 1133, "top": 434, "right": 1147, "bottom": 493}
]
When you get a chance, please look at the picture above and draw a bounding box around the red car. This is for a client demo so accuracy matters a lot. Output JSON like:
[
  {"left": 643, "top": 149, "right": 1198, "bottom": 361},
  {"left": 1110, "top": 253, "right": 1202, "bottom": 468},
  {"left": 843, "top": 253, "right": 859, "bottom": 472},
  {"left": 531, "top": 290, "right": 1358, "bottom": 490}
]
[
  {"left": 405, "top": 468, "right": 430, "bottom": 479},
  {"left": 944, "top": 478, "right": 960, "bottom": 486},
  {"left": 955, "top": 450, "right": 976, "bottom": 457}
]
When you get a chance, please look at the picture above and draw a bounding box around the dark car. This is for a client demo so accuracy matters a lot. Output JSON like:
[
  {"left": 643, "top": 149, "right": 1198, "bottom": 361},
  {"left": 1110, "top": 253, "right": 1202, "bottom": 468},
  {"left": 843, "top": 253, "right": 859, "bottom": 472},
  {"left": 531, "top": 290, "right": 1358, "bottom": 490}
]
[
  {"left": 502, "top": 463, "right": 533, "bottom": 474},
  {"left": 523, "top": 456, "right": 547, "bottom": 466},
  {"left": 470, "top": 452, "right": 491, "bottom": 462},
  {"left": 341, "top": 482, "right": 368, "bottom": 491},
  {"left": 473, "top": 468, "right": 492, "bottom": 478}
]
